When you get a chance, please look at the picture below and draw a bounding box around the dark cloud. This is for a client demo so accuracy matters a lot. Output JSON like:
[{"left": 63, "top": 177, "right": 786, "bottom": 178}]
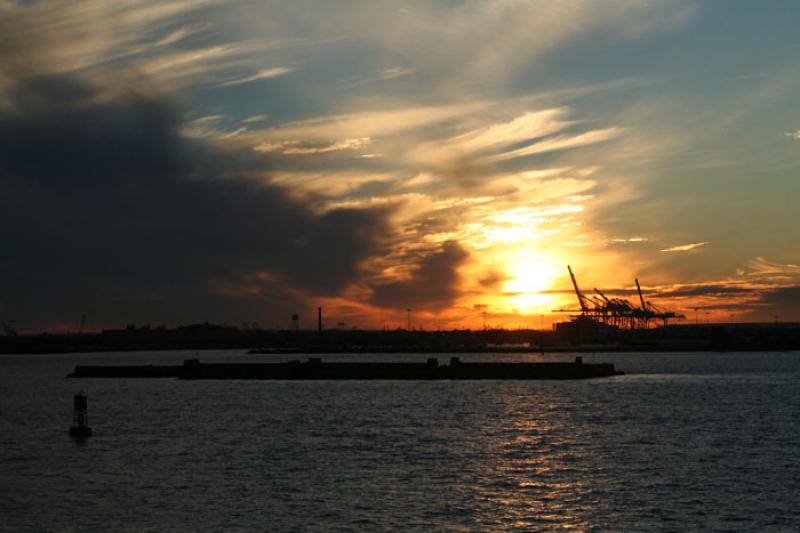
[
  {"left": 0, "top": 75, "right": 391, "bottom": 328},
  {"left": 478, "top": 271, "right": 505, "bottom": 288},
  {"left": 729, "top": 285, "right": 800, "bottom": 322},
  {"left": 540, "top": 284, "right": 756, "bottom": 301},
  {"left": 2, "top": 76, "right": 185, "bottom": 186},
  {"left": 655, "top": 284, "right": 755, "bottom": 298},
  {"left": 760, "top": 286, "right": 800, "bottom": 306},
  {"left": 369, "top": 241, "right": 468, "bottom": 310},
  {"left": 755, "top": 286, "right": 800, "bottom": 318}
]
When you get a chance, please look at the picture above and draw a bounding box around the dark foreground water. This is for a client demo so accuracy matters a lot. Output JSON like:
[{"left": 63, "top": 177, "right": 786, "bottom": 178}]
[{"left": 1, "top": 351, "right": 799, "bottom": 532}]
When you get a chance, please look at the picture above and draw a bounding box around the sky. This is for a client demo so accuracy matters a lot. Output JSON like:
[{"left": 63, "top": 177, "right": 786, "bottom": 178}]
[{"left": 1, "top": 0, "right": 798, "bottom": 332}]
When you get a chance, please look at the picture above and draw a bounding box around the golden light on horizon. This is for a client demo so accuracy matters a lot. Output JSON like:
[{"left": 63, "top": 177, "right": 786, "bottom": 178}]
[
  {"left": 502, "top": 250, "right": 562, "bottom": 313},
  {"left": 452, "top": 200, "right": 583, "bottom": 319}
]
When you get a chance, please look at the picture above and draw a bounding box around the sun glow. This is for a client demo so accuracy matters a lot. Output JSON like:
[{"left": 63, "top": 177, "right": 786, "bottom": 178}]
[{"left": 502, "top": 250, "right": 562, "bottom": 313}]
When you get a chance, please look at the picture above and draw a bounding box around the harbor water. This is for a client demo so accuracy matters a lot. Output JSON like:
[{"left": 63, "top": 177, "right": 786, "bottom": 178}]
[{"left": 1, "top": 351, "right": 799, "bottom": 531}]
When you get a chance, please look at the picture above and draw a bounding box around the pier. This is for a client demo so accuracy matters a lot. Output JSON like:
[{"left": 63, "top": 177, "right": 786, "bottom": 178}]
[{"left": 69, "top": 356, "right": 622, "bottom": 380}]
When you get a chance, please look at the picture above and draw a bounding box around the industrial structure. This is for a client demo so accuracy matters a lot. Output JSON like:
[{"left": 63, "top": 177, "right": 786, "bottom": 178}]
[{"left": 556, "top": 265, "right": 684, "bottom": 330}]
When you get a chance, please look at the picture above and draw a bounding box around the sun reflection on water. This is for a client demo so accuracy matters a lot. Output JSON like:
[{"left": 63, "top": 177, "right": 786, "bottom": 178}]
[{"left": 466, "top": 389, "right": 603, "bottom": 531}]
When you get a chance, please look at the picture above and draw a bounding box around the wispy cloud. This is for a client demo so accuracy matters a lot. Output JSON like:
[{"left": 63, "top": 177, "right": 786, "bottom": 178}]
[
  {"left": 660, "top": 242, "right": 710, "bottom": 253},
  {"left": 0, "top": 0, "right": 222, "bottom": 84},
  {"left": 610, "top": 237, "right": 649, "bottom": 244},
  {"left": 242, "top": 114, "right": 269, "bottom": 124},
  {"left": 745, "top": 257, "right": 800, "bottom": 277},
  {"left": 217, "top": 67, "right": 293, "bottom": 87},
  {"left": 154, "top": 24, "right": 210, "bottom": 47},
  {"left": 241, "top": 104, "right": 479, "bottom": 145},
  {"left": 490, "top": 128, "right": 623, "bottom": 162},
  {"left": 453, "top": 109, "right": 571, "bottom": 152},
  {"left": 379, "top": 67, "right": 414, "bottom": 80},
  {"left": 255, "top": 137, "right": 371, "bottom": 155}
]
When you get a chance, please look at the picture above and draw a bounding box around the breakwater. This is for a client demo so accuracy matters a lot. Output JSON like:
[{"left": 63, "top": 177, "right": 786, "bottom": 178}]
[{"left": 69, "top": 357, "right": 622, "bottom": 380}]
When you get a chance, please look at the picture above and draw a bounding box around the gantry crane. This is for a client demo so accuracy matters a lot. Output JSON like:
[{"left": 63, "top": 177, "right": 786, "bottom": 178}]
[{"left": 554, "top": 267, "right": 683, "bottom": 330}]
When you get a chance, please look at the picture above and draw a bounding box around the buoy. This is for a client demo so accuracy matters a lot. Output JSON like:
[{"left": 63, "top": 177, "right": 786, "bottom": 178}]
[{"left": 69, "top": 392, "right": 92, "bottom": 438}]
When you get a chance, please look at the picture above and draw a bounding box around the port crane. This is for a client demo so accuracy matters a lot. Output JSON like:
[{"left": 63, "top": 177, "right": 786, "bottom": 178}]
[
  {"left": 554, "top": 266, "right": 683, "bottom": 330},
  {"left": 567, "top": 265, "right": 590, "bottom": 314},
  {"left": 634, "top": 278, "right": 683, "bottom": 327}
]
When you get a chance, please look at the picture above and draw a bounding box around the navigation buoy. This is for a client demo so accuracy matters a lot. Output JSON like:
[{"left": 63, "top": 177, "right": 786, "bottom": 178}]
[{"left": 69, "top": 392, "right": 92, "bottom": 438}]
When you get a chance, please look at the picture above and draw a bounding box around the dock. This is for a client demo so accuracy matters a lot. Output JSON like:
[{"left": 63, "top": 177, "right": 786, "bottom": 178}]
[{"left": 68, "top": 357, "right": 622, "bottom": 380}]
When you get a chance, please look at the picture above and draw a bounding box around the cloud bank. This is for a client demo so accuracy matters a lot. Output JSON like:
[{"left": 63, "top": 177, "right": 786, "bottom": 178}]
[
  {"left": 2, "top": 0, "right": 799, "bottom": 327},
  {"left": 0, "top": 74, "right": 391, "bottom": 326}
]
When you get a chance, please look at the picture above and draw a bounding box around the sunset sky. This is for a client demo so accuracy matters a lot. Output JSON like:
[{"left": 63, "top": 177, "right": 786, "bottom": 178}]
[{"left": 1, "top": 0, "right": 798, "bottom": 331}]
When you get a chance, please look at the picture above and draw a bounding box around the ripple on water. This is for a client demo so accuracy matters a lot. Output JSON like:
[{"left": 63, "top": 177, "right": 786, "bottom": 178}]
[{"left": 1, "top": 351, "right": 799, "bottom": 531}]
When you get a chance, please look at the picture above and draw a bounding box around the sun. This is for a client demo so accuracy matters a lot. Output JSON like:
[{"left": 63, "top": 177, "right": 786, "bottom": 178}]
[{"left": 502, "top": 250, "right": 561, "bottom": 313}]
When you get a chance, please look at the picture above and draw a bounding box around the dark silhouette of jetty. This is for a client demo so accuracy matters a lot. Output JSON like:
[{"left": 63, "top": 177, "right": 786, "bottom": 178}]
[{"left": 68, "top": 356, "right": 621, "bottom": 380}]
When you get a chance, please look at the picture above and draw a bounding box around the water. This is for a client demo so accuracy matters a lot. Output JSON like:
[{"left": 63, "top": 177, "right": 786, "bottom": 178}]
[{"left": 2, "top": 351, "right": 799, "bottom": 532}]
